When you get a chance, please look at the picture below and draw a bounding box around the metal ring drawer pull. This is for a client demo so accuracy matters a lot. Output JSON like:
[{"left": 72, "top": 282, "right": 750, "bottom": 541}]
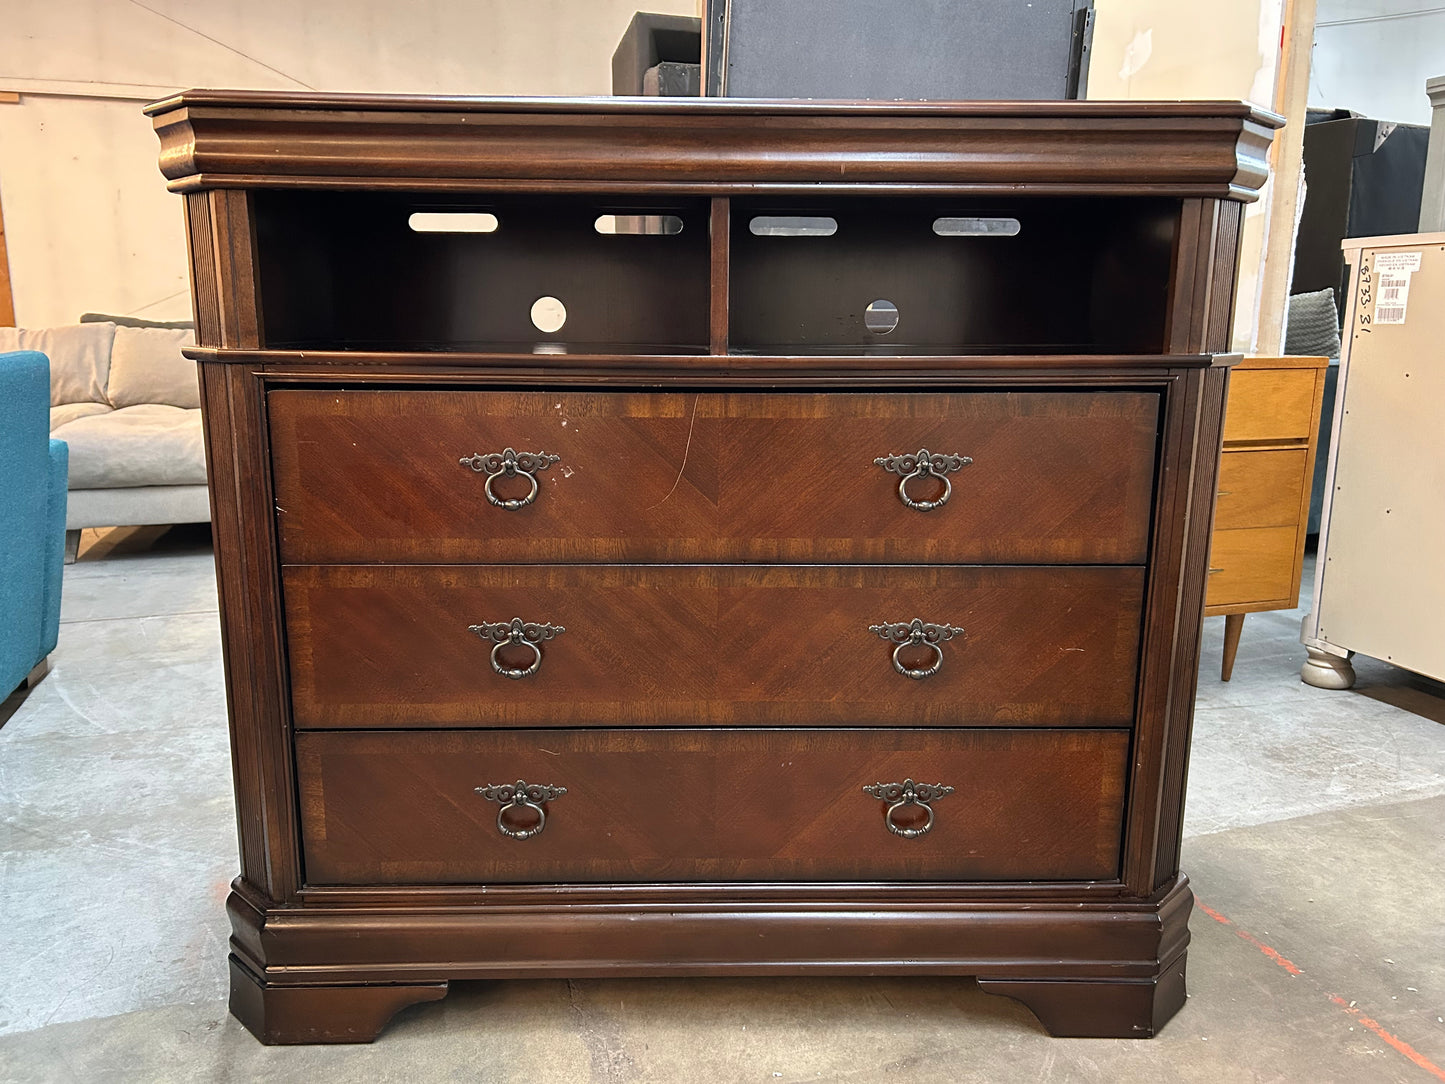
[
  {"left": 476, "top": 779, "right": 567, "bottom": 840},
  {"left": 459, "top": 447, "right": 560, "bottom": 510},
  {"left": 468, "top": 618, "right": 565, "bottom": 679},
  {"left": 868, "top": 618, "right": 964, "bottom": 680},
  {"left": 873, "top": 447, "right": 972, "bottom": 511},
  {"left": 862, "top": 778, "right": 955, "bottom": 838}
]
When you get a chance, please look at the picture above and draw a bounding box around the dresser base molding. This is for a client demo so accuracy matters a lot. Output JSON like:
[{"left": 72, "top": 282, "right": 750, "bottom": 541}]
[
  {"left": 228, "top": 957, "right": 448, "bottom": 1045},
  {"left": 977, "top": 955, "right": 1188, "bottom": 1039},
  {"left": 226, "top": 875, "right": 1193, "bottom": 1042}
]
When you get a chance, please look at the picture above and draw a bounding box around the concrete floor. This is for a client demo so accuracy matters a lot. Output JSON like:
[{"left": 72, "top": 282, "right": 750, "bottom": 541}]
[{"left": 2, "top": 526, "right": 1443, "bottom": 1082}]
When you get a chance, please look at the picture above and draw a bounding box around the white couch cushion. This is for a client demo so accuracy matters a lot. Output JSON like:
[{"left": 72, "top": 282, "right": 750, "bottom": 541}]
[
  {"left": 107, "top": 326, "right": 201, "bottom": 409},
  {"left": 51, "top": 404, "right": 207, "bottom": 489},
  {"left": 0, "top": 323, "right": 116, "bottom": 406},
  {"left": 50, "top": 402, "right": 114, "bottom": 429}
]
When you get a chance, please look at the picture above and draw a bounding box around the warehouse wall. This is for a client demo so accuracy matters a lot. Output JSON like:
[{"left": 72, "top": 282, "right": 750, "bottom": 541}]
[
  {"left": 1089, "top": 0, "right": 1289, "bottom": 352},
  {"left": 2, "top": 0, "right": 1298, "bottom": 343},
  {"left": 1311, "top": 0, "right": 1445, "bottom": 124},
  {"left": 0, "top": 0, "right": 698, "bottom": 327}
]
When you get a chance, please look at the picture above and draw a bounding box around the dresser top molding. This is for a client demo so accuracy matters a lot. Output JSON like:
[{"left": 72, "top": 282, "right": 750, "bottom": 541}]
[{"left": 146, "top": 90, "right": 1283, "bottom": 199}]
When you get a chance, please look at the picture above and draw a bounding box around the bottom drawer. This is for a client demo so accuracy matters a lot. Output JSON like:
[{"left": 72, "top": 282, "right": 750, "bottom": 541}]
[
  {"left": 297, "top": 729, "right": 1128, "bottom": 885},
  {"left": 1206, "top": 525, "right": 1299, "bottom": 607}
]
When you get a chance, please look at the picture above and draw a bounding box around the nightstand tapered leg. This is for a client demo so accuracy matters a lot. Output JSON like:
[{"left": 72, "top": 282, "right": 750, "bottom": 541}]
[{"left": 1221, "top": 613, "right": 1245, "bottom": 681}]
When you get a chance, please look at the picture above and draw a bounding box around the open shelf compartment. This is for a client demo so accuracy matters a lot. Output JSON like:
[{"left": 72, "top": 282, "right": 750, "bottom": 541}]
[
  {"left": 728, "top": 196, "right": 1180, "bottom": 355},
  {"left": 252, "top": 191, "right": 713, "bottom": 353}
]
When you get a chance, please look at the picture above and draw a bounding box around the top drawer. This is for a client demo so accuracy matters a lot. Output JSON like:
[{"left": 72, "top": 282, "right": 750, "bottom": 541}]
[
  {"left": 269, "top": 389, "right": 1159, "bottom": 564},
  {"left": 1222, "top": 368, "right": 1318, "bottom": 444}
]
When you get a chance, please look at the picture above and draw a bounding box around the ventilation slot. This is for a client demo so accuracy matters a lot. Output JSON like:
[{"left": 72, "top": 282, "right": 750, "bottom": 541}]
[
  {"left": 749, "top": 216, "right": 838, "bottom": 237},
  {"left": 408, "top": 212, "right": 499, "bottom": 233},
  {"left": 595, "top": 214, "right": 685, "bottom": 235},
  {"left": 933, "top": 217, "right": 1021, "bottom": 237}
]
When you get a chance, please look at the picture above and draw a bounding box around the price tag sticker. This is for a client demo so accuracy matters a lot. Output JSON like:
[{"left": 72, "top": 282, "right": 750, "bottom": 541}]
[
  {"left": 1371, "top": 252, "right": 1419, "bottom": 325},
  {"left": 1373, "top": 251, "right": 1422, "bottom": 273}
]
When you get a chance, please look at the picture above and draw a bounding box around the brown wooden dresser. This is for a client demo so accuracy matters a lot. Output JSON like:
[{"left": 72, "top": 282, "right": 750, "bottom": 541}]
[
  {"left": 1204, "top": 355, "right": 1330, "bottom": 680},
  {"left": 148, "top": 92, "right": 1279, "bottom": 1043}
]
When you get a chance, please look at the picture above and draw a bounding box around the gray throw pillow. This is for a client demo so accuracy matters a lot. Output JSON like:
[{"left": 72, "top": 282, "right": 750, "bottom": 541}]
[
  {"left": 107, "top": 326, "right": 201, "bottom": 410},
  {"left": 0, "top": 322, "right": 116, "bottom": 406},
  {"left": 1284, "top": 289, "right": 1341, "bottom": 358}
]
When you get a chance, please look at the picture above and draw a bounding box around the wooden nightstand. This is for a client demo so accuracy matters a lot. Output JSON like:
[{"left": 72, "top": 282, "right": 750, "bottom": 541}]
[{"left": 1205, "top": 355, "right": 1330, "bottom": 680}]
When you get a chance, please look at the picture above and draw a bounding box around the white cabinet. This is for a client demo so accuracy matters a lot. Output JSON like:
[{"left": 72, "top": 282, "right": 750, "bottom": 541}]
[{"left": 1302, "top": 232, "right": 1445, "bottom": 688}]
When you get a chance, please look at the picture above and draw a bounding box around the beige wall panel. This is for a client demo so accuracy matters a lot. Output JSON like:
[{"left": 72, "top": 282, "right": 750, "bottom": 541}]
[
  {"left": 0, "top": 95, "right": 191, "bottom": 326},
  {"left": 1310, "top": 0, "right": 1445, "bottom": 126},
  {"left": 1089, "top": 0, "right": 1285, "bottom": 352},
  {"left": 3, "top": 0, "right": 699, "bottom": 95},
  {"left": 0, "top": 0, "right": 698, "bottom": 328}
]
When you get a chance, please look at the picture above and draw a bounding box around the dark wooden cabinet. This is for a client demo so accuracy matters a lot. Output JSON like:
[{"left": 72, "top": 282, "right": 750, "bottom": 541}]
[{"left": 149, "top": 92, "right": 1280, "bottom": 1044}]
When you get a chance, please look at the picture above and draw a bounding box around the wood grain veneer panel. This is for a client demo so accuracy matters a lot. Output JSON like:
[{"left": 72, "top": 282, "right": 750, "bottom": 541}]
[
  {"left": 284, "top": 564, "right": 1144, "bottom": 728},
  {"left": 296, "top": 728, "right": 1129, "bottom": 885},
  {"left": 269, "top": 388, "right": 1160, "bottom": 565}
]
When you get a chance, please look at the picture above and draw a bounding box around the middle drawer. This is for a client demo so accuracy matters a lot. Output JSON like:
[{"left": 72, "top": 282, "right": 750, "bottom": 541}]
[{"left": 284, "top": 564, "right": 1145, "bottom": 728}]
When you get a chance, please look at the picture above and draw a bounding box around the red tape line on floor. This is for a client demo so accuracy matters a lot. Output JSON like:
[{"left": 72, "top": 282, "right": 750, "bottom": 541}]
[
  {"left": 1327, "top": 995, "right": 1445, "bottom": 1083},
  {"left": 1196, "top": 899, "right": 1445, "bottom": 1082},
  {"left": 1195, "top": 900, "right": 1304, "bottom": 975}
]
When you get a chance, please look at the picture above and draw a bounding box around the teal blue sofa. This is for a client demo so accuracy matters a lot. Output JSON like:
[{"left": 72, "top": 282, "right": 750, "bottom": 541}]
[{"left": 1, "top": 351, "right": 68, "bottom": 696}]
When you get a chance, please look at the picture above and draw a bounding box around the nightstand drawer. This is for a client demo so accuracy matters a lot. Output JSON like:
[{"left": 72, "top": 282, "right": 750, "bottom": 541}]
[
  {"left": 284, "top": 564, "right": 1145, "bottom": 729},
  {"left": 1214, "top": 448, "right": 1307, "bottom": 530},
  {"left": 1222, "top": 368, "right": 1317, "bottom": 444},
  {"left": 269, "top": 389, "right": 1159, "bottom": 565},
  {"left": 296, "top": 728, "right": 1128, "bottom": 885},
  {"left": 1205, "top": 526, "right": 1298, "bottom": 607}
]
